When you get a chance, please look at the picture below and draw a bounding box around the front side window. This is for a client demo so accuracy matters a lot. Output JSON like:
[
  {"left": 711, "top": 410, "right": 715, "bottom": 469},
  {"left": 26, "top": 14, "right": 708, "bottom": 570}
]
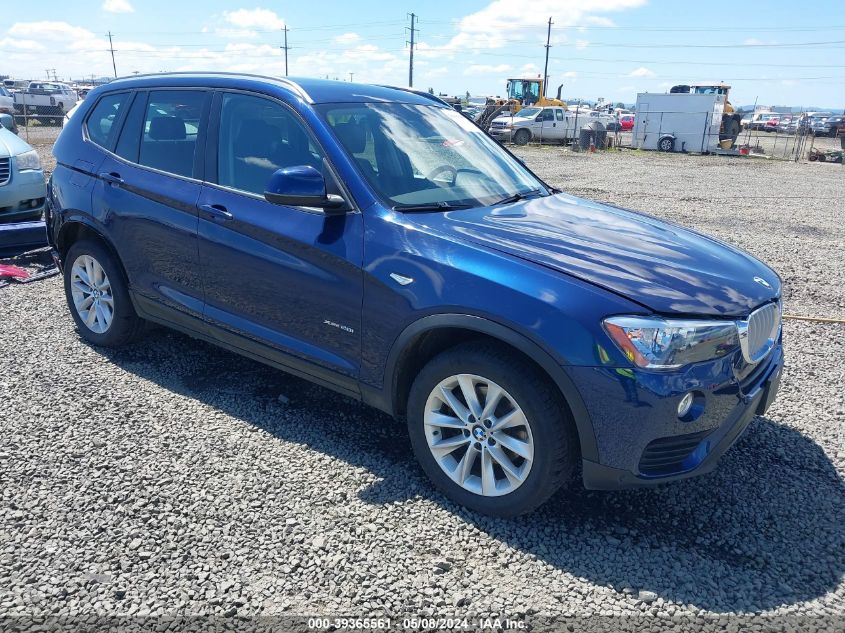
[
  {"left": 85, "top": 92, "right": 130, "bottom": 149},
  {"left": 320, "top": 103, "right": 547, "bottom": 209},
  {"left": 540, "top": 109, "right": 554, "bottom": 122},
  {"left": 138, "top": 90, "right": 206, "bottom": 178},
  {"left": 217, "top": 93, "right": 325, "bottom": 196}
]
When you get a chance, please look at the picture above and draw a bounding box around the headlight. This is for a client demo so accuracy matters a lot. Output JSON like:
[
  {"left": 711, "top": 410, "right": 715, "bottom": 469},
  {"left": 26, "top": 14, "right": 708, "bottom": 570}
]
[
  {"left": 16, "top": 150, "right": 41, "bottom": 171},
  {"left": 603, "top": 316, "right": 739, "bottom": 370}
]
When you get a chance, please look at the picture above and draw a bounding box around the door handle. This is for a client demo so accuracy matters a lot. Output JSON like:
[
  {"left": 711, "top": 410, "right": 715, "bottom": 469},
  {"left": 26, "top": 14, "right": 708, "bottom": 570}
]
[
  {"left": 199, "top": 203, "right": 234, "bottom": 221},
  {"left": 99, "top": 172, "right": 123, "bottom": 186}
]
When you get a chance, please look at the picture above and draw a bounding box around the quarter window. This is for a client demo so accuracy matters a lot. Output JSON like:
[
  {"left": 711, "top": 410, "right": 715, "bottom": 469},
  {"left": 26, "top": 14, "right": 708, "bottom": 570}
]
[
  {"left": 85, "top": 92, "right": 130, "bottom": 149},
  {"left": 217, "top": 93, "right": 325, "bottom": 196},
  {"left": 138, "top": 90, "right": 206, "bottom": 178}
]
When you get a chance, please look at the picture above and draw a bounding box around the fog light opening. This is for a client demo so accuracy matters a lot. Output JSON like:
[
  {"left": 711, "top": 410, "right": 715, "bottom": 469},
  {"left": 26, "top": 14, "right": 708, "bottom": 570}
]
[{"left": 677, "top": 392, "right": 695, "bottom": 418}]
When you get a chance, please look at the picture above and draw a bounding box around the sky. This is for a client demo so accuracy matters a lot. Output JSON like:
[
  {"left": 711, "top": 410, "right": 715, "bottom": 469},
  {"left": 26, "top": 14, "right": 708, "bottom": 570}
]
[{"left": 2, "top": 0, "right": 844, "bottom": 109}]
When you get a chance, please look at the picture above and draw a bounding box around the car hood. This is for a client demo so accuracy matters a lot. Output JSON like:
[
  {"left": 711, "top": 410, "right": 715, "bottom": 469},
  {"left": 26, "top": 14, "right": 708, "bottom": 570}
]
[
  {"left": 0, "top": 128, "right": 32, "bottom": 158},
  {"left": 410, "top": 193, "right": 780, "bottom": 317}
]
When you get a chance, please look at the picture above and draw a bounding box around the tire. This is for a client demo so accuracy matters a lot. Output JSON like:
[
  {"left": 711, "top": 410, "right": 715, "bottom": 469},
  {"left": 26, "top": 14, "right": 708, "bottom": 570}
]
[
  {"left": 406, "top": 341, "right": 577, "bottom": 517},
  {"left": 817, "top": 154, "right": 826, "bottom": 162},
  {"left": 513, "top": 128, "right": 531, "bottom": 146},
  {"left": 721, "top": 117, "right": 740, "bottom": 142},
  {"left": 657, "top": 135, "right": 675, "bottom": 152},
  {"left": 63, "top": 238, "right": 144, "bottom": 347}
]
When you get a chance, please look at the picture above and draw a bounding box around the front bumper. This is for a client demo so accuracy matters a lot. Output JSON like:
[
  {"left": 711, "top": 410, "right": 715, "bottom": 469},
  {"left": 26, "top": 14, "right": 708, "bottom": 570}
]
[
  {"left": 0, "top": 168, "right": 47, "bottom": 224},
  {"left": 489, "top": 128, "right": 513, "bottom": 141},
  {"left": 569, "top": 344, "right": 784, "bottom": 490}
]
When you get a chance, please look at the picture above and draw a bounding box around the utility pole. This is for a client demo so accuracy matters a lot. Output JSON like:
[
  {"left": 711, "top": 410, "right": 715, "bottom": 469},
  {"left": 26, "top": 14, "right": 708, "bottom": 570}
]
[
  {"left": 407, "top": 13, "right": 416, "bottom": 87},
  {"left": 107, "top": 31, "right": 117, "bottom": 78},
  {"left": 349, "top": 72, "right": 354, "bottom": 82},
  {"left": 543, "top": 17, "right": 552, "bottom": 98},
  {"left": 280, "top": 25, "right": 289, "bottom": 77}
]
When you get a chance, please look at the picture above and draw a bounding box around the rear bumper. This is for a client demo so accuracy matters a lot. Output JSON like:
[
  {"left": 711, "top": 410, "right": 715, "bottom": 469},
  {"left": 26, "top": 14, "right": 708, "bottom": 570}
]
[{"left": 570, "top": 345, "right": 784, "bottom": 490}]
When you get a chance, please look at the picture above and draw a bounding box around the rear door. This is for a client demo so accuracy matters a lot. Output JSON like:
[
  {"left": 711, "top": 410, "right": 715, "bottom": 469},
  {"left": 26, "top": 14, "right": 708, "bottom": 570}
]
[
  {"left": 195, "top": 91, "right": 363, "bottom": 390},
  {"left": 92, "top": 88, "right": 210, "bottom": 322}
]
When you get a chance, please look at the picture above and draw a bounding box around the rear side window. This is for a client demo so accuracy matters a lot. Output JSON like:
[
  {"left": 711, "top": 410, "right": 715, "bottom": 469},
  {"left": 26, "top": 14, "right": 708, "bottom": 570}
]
[
  {"left": 138, "top": 90, "right": 207, "bottom": 178},
  {"left": 555, "top": 109, "right": 564, "bottom": 121},
  {"left": 85, "top": 92, "right": 130, "bottom": 149},
  {"left": 115, "top": 92, "right": 147, "bottom": 163}
]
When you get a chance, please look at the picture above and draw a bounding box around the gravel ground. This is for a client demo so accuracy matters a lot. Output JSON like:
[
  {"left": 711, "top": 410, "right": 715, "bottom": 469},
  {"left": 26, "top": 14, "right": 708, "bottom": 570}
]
[{"left": 1, "top": 144, "right": 844, "bottom": 630}]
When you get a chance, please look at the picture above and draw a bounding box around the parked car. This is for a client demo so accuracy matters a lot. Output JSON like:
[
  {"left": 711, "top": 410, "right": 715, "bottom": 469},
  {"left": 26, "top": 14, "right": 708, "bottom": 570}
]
[
  {"left": 0, "top": 86, "right": 14, "bottom": 115},
  {"left": 762, "top": 116, "right": 780, "bottom": 132},
  {"left": 13, "top": 82, "right": 80, "bottom": 119},
  {"left": 814, "top": 115, "right": 845, "bottom": 137},
  {"left": 489, "top": 106, "right": 567, "bottom": 144},
  {"left": 746, "top": 112, "right": 776, "bottom": 131},
  {"left": 775, "top": 116, "right": 794, "bottom": 134},
  {"left": 47, "top": 74, "right": 784, "bottom": 516},
  {"left": 619, "top": 114, "right": 635, "bottom": 131},
  {"left": 0, "top": 123, "right": 47, "bottom": 224}
]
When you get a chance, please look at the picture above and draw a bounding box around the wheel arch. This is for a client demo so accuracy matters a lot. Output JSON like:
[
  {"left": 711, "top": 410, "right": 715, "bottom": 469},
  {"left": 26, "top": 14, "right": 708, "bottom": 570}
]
[
  {"left": 57, "top": 218, "right": 130, "bottom": 286},
  {"left": 377, "top": 313, "right": 598, "bottom": 462}
]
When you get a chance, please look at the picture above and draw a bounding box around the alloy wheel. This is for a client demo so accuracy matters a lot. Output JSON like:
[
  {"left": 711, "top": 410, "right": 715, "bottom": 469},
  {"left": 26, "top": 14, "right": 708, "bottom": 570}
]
[
  {"left": 423, "top": 373, "right": 534, "bottom": 497},
  {"left": 70, "top": 254, "right": 114, "bottom": 334}
]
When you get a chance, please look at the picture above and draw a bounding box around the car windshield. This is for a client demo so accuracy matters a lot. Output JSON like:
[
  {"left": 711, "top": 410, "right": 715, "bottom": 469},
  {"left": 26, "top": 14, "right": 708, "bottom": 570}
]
[{"left": 320, "top": 103, "right": 547, "bottom": 209}]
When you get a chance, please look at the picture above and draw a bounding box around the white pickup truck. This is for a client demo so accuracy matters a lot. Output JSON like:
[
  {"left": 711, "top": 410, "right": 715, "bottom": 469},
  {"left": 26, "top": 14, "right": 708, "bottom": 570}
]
[
  {"left": 13, "top": 82, "right": 80, "bottom": 119},
  {"left": 488, "top": 106, "right": 616, "bottom": 145}
]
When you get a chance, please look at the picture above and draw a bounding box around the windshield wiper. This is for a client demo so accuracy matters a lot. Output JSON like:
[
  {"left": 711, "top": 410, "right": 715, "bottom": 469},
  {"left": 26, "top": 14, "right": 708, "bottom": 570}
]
[
  {"left": 392, "top": 202, "right": 474, "bottom": 212},
  {"left": 492, "top": 188, "right": 544, "bottom": 206}
]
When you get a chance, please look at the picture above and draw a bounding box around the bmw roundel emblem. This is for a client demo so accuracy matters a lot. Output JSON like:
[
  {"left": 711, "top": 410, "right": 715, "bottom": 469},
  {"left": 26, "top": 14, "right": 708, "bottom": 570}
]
[{"left": 753, "top": 276, "right": 772, "bottom": 289}]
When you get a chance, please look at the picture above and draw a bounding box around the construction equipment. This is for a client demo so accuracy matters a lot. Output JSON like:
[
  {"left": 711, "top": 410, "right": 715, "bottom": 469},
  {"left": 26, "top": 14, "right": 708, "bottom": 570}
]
[
  {"left": 476, "top": 76, "right": 566, "bottom": 130},
  {"left": 670, "top": 83, "right": 744, "bottom": 146}
]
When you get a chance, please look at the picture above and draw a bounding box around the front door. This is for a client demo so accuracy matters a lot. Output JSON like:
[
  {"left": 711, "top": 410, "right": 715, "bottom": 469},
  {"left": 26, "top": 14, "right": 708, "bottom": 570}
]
[{"left": 196, "top": 91, "right": 363, "bottom": 390}]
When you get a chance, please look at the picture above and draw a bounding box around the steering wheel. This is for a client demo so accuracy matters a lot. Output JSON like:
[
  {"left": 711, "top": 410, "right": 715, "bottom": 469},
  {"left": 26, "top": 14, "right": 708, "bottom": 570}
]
[{"left": 426, "top": 164, "right": 458, "bottom": 185}]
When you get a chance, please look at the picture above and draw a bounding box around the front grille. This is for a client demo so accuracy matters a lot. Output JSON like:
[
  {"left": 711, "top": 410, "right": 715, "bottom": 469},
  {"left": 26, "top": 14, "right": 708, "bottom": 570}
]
[
  {"left": 742, "top": 301, "right": 781, "bottom": 364},
  {"left": 638, "top": 430, "right": 711, "bottom": 476},
  {"left": 0, "top": 157, "right": 10, "bottom": 186}
]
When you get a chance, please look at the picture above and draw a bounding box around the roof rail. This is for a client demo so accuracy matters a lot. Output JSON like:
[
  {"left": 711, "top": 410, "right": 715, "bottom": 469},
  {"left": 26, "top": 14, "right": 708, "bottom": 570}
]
[
  {"left": 377, "top": 85, "right": 453, "bottom": 108},
  {"left": 106, "top": 71, "right": 312, "bottom": 103}
]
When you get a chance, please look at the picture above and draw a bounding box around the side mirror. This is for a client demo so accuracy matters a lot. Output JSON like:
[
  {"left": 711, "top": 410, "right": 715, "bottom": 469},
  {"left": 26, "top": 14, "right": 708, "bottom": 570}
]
[
  {"left": 264, "top": 165, "right": 346, "bottom": 211},
  {"left": 535, "top": 116, "right": 543, "bottom": 122}
]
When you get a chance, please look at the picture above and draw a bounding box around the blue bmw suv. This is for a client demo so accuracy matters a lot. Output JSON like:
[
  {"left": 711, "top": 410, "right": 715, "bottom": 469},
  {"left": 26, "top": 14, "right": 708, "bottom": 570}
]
[{"left": 47, "top": 74, "right": 783, "bottom": 516}]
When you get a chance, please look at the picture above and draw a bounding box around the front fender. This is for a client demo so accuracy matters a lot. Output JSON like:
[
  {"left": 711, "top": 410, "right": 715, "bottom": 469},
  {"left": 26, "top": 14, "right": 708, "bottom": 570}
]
[{"left": 373, "top": 312, "right": 599, "bottom": 462}]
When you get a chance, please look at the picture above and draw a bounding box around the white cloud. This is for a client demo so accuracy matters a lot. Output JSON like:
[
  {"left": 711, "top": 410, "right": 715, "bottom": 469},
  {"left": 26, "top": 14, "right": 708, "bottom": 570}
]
[
  {"left": 103, "top": 0, "right": 134, "bottom": 13},
  {"left": 627, "top": 66, "right": 656, "bottom": 78},
  {"left": 335, "top": 32, "right": 361, "bottom": 45},
  {"left": 223, "top": 8, "right": 285, "bottom": 30},
  {"left": 0, "top": 36, "right": 45, "bottom": 51},
  {"left": 465, "top": 64, "right": 512, "bottom": 75},
  {"left": 8, "top": 21, "right": 95, "bottom": 41}
]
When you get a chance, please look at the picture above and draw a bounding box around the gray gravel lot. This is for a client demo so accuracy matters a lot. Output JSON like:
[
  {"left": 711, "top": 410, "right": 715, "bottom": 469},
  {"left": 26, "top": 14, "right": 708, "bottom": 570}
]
[{"left": 1, "top": 145, "right": 844, "bottom": 629}]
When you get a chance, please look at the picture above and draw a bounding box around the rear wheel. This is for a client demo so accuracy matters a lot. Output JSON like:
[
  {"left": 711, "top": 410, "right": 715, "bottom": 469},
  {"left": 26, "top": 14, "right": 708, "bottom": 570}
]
[
  {"left": 63, "top": 239, "right": 144, "bottom": 347},
  {"left": 657, "top": 135, "right": 675, "bottom": 152},
  {"left": 513, "top": 128, "right": 531, "bottom": 146},
  {"left": 407, "top": 342, "right": 577, "bottom": 516}
]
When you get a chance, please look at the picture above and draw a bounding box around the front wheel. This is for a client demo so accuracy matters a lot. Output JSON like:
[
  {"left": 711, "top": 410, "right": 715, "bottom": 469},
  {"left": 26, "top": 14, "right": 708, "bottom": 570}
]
[
  {"left": 64, "top": 239, "right": 144, "bottom": 347},
  {"left": 407, "top": 342, "right": 577, "bottom": 516},
  {"left": 512, "top": 128, "right": 531, "bottom": 146}
]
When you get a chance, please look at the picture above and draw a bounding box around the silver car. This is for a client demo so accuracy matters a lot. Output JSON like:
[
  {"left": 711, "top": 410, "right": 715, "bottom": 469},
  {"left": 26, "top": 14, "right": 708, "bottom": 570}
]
[{"left": 0, "top": 122, "right": 47, "bottom": 224}]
